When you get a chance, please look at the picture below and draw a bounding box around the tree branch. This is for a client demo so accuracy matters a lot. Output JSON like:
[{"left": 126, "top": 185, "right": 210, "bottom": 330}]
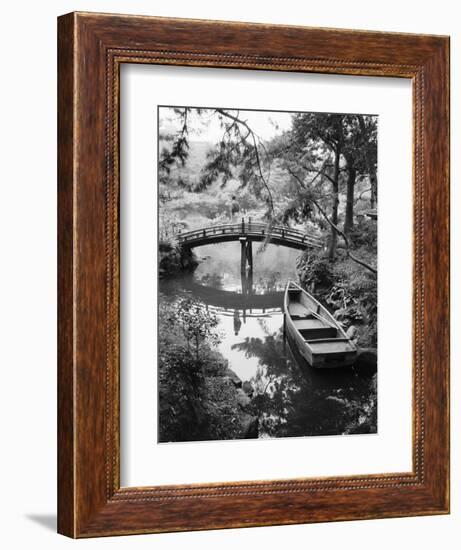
[
  {"left": 300, "top": 162, "right": 337, "bottom": 186},
  {"left": 285, "top": 168, "right": 377, "bottom": 274},
  {"left": 215, "top": 109, "right": 274, "bottom": 214}
]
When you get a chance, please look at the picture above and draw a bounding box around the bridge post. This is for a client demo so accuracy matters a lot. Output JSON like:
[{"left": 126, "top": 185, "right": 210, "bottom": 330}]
[
  {"left": 240, "top": 237, "right": 253, "bottom": 277},
  {"left": 247, "top": 269, "right": 253, "bottom": 294},
  {"left": 240, "top": 237, "right": 247, "bottom": 275},
  {"left": 246, "top": 240, "right": 253, "bottom": 275},
  {"left": 241, "top": 217, "right": 245, "bottom": 233}
]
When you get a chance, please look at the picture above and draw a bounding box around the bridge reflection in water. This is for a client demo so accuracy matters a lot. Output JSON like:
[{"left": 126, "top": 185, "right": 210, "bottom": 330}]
[
  {"left": 178, "top": 271, "right": 283, "bottom": 326},
  {"left": 159, "top": 241, "right": 302, "bottom": 380}
]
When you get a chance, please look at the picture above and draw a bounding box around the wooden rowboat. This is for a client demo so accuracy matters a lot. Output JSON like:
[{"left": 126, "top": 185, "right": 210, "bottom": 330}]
[{"left": 283, "top": 281, "right": 357, "bottom": 368}]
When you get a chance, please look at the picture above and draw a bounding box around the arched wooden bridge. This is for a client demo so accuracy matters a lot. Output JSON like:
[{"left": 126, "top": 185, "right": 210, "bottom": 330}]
[{"left": 177, "top": 219, "right": 323, "bottom": 250}]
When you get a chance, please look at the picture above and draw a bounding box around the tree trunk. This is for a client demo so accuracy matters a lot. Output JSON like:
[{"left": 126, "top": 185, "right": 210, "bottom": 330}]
[
  {"left": 344, "top": 160, "right": 356, "bottom": 234},
  {"left": 328, "top": 147, "right": 341, "bottom": 260},
  {"left": 357, "top": 115, "right": 377, "bottom": 208},
  {"left": 369, "top": 173, "right": 377, "bottom": 209}
]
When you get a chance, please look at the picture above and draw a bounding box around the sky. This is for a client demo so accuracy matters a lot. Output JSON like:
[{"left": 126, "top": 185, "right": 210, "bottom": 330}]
[{"left": 159, "top": 106, "right": 293, "bottom": 143}]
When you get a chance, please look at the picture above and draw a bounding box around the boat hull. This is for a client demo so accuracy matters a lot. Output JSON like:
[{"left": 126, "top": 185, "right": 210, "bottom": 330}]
[{"left": 284, "top": 282, "right": 357, "bottom": 369}]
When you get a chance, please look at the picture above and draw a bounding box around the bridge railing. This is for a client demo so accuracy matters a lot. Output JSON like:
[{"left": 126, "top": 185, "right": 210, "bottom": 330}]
[{"left": 177, "top": 219, "right": 323, "bottom": 248}]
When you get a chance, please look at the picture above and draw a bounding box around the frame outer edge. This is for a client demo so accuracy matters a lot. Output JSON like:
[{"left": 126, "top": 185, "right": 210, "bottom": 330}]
[
  {"left": 423, "top": 37, "right": 450, "bottom": 512},
  {"left": 57, "top": 12, "right": 77, "bottom": 538},
  {"left": 57, "top": 11, "right": 451, "bottom": 537}
]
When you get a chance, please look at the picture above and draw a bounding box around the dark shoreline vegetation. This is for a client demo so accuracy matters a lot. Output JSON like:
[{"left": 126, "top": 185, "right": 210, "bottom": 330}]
[
  {"left": 158, "top": 107, "right": 378, "bottom": 443},
  {"left": 159, "top": 241, "right": 198, "bottom": 278},
  {"left": 159, "top": 297, "right": 259, "bottom": 442}
]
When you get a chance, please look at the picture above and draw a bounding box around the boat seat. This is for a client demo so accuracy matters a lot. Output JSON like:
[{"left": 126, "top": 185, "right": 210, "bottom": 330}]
[
  {"left": 293, "top": 318, "right": 337, "bottom": 339},
  {"left": 301, "top": 327, "right": 337, "bottom": 339},
  {"left": 308, "top": 340, "right": 355, "bottom": 353}
]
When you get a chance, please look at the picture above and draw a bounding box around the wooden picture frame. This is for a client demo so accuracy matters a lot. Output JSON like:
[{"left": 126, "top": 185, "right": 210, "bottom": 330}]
[{"left": 57, "top": 12, "right": 450, "bottom": 538}]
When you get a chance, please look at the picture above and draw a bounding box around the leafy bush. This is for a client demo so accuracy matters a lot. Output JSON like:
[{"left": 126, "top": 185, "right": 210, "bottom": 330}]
[
  {"left": 344, "top": 374, "right": 377, "bottom": 434},
  {"left": 295, "top": 244, "right": 377, "bottom": 348},
  {"left": 297, "top": 250, "right": 335, "bottom": 290},
  {"left": 348, "top": 218, "right": 377, "bottom": 249},
  {"left": 158, "top": 241, "right": 198, "bottom": 278},
  {"left": 158, "top": 343, "right": 205, "bottom": 442}
]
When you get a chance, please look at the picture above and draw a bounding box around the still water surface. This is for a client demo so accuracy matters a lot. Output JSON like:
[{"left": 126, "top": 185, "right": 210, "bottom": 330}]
[{"left": 160, "top": 241, "right": 375, "bottom": 438}]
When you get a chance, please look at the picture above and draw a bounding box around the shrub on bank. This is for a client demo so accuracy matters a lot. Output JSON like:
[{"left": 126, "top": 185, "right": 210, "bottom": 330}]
[
  {"left": 297, "top": 247, "right": 377, "bottom": 349},
  {"left": 158, "top": 239, "right": 198, "bottom": 278},
  {"left": 158, "top": 299, "right": 257, "bottom": 442}
]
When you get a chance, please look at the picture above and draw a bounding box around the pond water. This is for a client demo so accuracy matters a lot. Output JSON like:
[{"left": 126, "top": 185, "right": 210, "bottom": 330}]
[
  {"left": 159, "top": 241, "right": 376, "bottom": 438},
  {"left": 193, "top": 242, "right": 297, "bottom": 380}
]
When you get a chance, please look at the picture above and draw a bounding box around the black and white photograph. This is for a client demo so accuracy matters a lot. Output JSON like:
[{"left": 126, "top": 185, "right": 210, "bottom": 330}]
[
  {"left": 1, "top": 0, "right": 454, "bottom": 545},
  {"left": 157, "top": 106, "right": 378, "bottom": 443}
]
